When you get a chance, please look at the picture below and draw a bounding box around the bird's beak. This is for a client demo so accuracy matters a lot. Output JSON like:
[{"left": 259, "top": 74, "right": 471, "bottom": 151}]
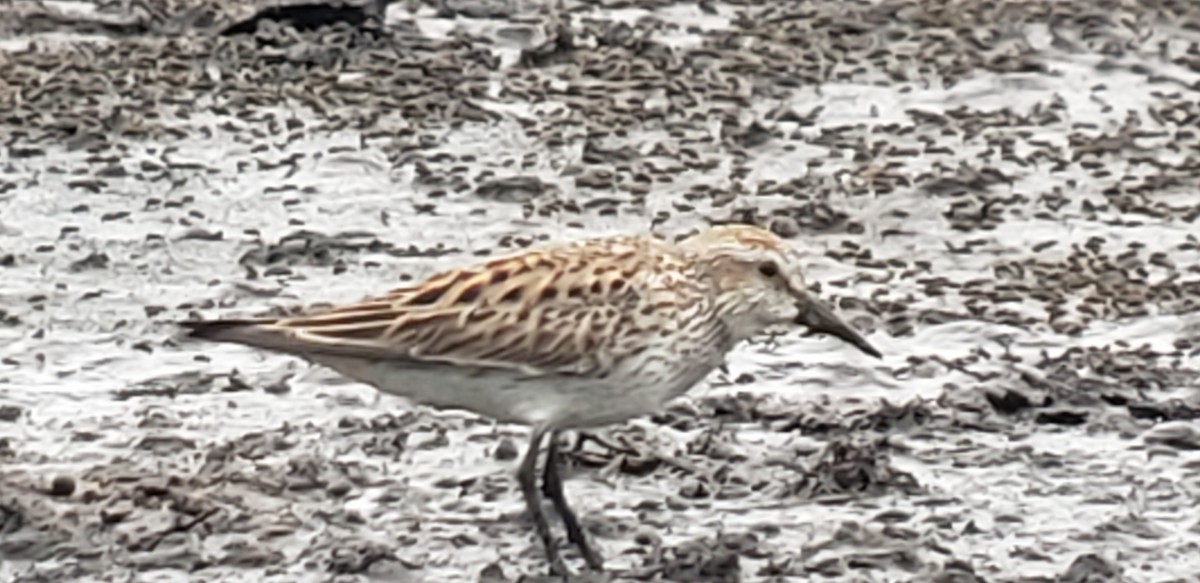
[{"left": 796, "top": 299, "right": 882, "bottom": 359}]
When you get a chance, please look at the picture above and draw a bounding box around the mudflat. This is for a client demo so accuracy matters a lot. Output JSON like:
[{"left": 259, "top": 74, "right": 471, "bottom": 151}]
[{"left": 2, "top": 1, "right": 1199, "bottom": 581}]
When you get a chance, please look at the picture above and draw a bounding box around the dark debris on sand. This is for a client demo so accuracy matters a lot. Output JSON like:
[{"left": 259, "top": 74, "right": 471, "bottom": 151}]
[{"left": 3, "top": 0, "right": 1200, "bottom": 580}]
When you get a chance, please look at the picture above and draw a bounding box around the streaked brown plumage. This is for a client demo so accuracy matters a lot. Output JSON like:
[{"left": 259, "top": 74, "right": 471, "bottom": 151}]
[{"left": 181, "top": 224, "right": 880, "bottom": 576}]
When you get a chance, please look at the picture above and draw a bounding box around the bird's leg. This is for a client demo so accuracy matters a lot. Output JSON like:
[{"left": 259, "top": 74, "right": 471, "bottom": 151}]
[
  {"left": 519, "top": 425, "right": 569, "bottom": 577},
  {"left": 541, "top": 431, "right": 561, "bottom": 500},
  {"left": 544, "top": 430, "right": 604, "bottom": 571}
]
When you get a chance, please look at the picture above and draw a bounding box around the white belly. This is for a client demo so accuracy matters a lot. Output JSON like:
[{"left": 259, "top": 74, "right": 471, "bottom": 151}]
[{"left": 310, "top": 353, "right": 720, "bottom": 430}]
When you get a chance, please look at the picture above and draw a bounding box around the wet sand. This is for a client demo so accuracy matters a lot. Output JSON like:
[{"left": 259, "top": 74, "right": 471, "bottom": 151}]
[{"left": 2, "top": 0, "right": 1200, "bottom": 581}]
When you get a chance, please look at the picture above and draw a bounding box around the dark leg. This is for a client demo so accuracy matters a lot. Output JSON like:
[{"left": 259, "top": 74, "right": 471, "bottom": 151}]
[
  {"left": 542, "top": 430, "right": 563, "bottom": 499},
  {"left": 519, "top": 425, "right": 569, "bottom": 577},
  {"left": 545, "top": 431, "right": 604, "bottom": 571}
]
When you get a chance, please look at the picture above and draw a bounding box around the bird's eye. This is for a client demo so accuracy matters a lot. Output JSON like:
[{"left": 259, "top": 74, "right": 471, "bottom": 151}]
[{"left": 758, "top": 262, "right": 780, "bottom": 278}]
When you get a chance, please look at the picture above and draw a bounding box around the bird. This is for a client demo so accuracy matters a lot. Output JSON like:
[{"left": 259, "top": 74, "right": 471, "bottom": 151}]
[{"left": 179, "top": 224, "right": 881, "bottom": 577}]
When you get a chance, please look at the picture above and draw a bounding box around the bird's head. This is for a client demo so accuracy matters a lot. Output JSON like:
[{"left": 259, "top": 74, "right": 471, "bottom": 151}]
[{"left": 681, "top": 224, "right": 881, "bottom": 359}]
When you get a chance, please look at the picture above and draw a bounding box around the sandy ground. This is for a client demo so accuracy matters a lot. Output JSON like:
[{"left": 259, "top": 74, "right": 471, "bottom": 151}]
[{"left": 2, "top": 0, "right": 1200, "bottom": 581}]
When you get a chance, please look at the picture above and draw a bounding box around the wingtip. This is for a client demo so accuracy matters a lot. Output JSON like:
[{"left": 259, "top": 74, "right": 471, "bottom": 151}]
[{"left": 178, "top": 319, "right": 264, "bottom": 342}]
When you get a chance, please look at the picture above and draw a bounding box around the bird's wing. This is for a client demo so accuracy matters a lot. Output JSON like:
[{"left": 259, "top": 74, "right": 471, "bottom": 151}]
[{"left": 182, "top": 236, "right": 672, "bottom": 377}]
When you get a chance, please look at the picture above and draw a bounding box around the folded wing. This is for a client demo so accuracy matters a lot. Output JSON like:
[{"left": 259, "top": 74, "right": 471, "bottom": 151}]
[{"left": 182, "top": 236, "right": 662, "bottom": 378}]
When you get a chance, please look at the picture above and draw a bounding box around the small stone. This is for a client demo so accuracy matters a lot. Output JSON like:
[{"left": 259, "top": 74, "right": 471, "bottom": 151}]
[
  {"left": 768, "top": 216, "right": 802, "bottom": 238},
  {"left": 679, "top": 477, "right": 710, "bottom": 499},
  {"left": 49, "top": 475, "right": 76, "bottom": 497},
  {"left": 479, "top": 562, "right": 506, "bottom": 582},
  {"left": 632, "top": 527, "right": 661, "bottom": 547},
  {"left": 0, "top": 405, "right": 22, "bottom": 422},
  {"left": 327, "top": 480, "right": 352, "bottom": 498},
  {"left": 493, "top": 437, "right": 519, "bottom": 461}
]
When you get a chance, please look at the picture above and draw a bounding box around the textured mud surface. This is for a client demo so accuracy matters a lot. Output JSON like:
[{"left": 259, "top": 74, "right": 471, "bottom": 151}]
[{"left": 3, "top": 0, "right": 1200, "bottom": 581}]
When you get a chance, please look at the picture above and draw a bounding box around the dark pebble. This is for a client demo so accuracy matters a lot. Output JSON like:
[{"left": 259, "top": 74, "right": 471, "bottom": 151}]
[
  {"left": 49, "top": 475, "right": 76, "bottom": 497},
  {"left": 493, "top": 437, "right": 518, "bottom": 461},
  {"left": 0, "top": 405, "right": 22, "bottom": 422}
]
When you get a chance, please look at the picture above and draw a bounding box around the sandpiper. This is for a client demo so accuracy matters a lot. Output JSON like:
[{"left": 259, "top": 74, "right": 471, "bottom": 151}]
[{"left": 181, "top": 224, "right": 881, "bottom": 576}]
